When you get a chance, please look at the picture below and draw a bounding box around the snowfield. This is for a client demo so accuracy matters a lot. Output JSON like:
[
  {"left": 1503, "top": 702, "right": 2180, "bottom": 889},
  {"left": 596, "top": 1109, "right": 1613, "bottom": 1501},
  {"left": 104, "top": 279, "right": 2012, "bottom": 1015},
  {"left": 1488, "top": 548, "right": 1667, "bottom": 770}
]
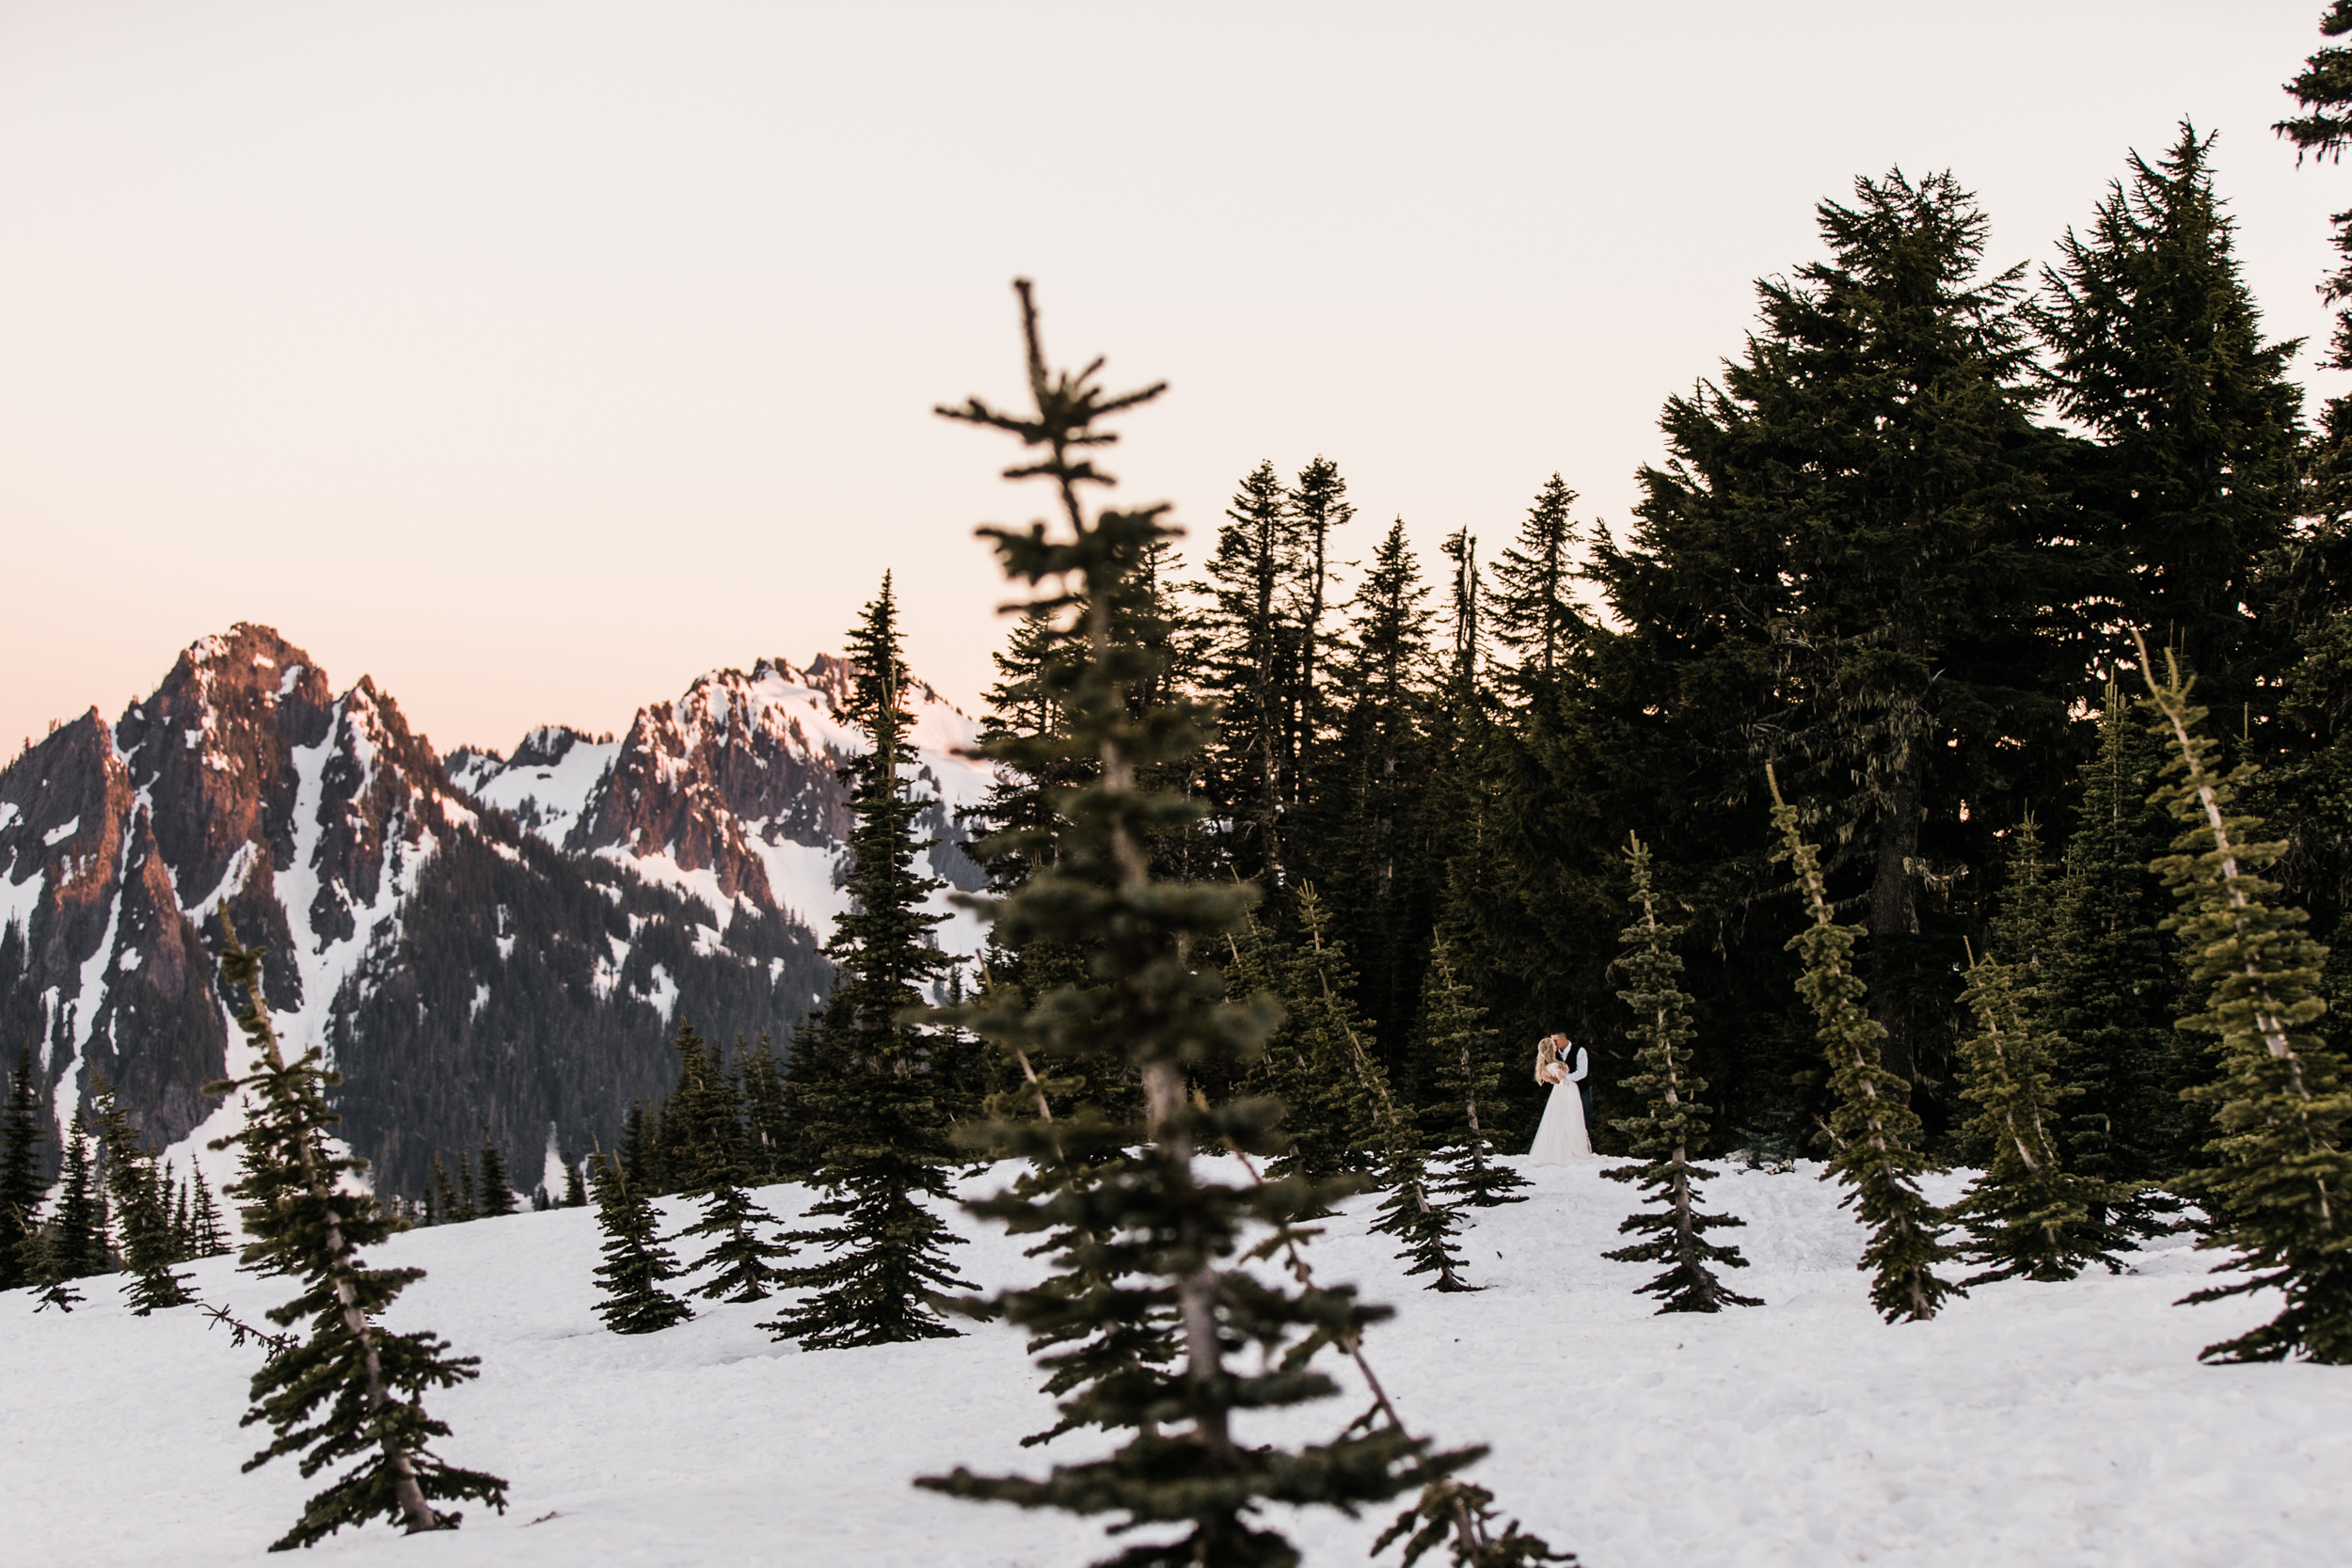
[{"left": 4, "top": 1159, "right": 2346, "bottom": 1567}]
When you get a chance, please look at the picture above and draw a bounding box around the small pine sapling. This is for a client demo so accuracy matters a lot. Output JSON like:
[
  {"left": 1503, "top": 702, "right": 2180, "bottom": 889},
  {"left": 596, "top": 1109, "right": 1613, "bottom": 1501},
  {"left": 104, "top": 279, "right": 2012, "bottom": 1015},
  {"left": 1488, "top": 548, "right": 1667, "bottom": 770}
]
[
  {"left": 739, "top": 1033, "right": 793, "bottom": 1182},
  {"left": 474, "top": 1130, "right": 518, "bottom": 1219},
  {"left": 1950, "top": 936, "right": 2117, "bottom": 1283},
  {"left": 14, "top": 1211, "right": 82, "bottom": 1313},
  {"left": 1768, "top": 766, "right": 1961, "bottom": 1323},
  {"left": 0, "top": 1044, "right": 47, "bottom": 1291},
  {"left": 92, "top": 1072, "right": 192, "bottom": 1313},
  {"left": 1950, "top": 816, "right": 2130, "bottom": 1283},
  {"left": 51, "top": 1108, "right": 109, "bottom": 1281},
  {"left": 2139, "top": 638, "right": 2352, "bottom": 1363},
  {"left": 190, "top": 1173, "right": 230, "bottom": 1257},
  {"left": 1601, "top": 832, "right": 1759, "bottom": 1313},
  {"left": 563, "top": 1161, "right": 587, "bottom": 1208},
  {"left": 678, "top": 1179, "right": 793, "bottom": 1305},
  {"left": 1232, "top": 909, "right": 1352, "bottom": 1187},
  {"left": 208, "top": 920, "right": 506, "bottom": 1548},
  {"left": 1339, "top": 988, "right": 1472, "bottom": 1291},
  {"left": 589, "top": 1153, "right": 692, "bottom": 1334},
  {"left": 1422, "top": 939, "right": 1530, "bottom": 1209}
]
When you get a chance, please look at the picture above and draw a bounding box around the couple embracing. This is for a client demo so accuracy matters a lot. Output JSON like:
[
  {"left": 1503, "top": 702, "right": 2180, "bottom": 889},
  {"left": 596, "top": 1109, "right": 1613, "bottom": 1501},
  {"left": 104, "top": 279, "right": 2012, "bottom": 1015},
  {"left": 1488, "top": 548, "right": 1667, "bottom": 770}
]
[{"left": 1530, "top": 1033, "right": 1596, "bottom": 1165}]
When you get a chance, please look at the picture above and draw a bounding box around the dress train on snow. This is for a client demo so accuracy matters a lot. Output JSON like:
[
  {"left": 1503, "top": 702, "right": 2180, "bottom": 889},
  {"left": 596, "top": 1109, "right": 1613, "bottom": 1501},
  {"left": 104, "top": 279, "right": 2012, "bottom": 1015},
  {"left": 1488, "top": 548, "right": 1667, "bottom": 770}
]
[{"left": 1528, "top": 1074, "right": 1594, "bottom": 1164}]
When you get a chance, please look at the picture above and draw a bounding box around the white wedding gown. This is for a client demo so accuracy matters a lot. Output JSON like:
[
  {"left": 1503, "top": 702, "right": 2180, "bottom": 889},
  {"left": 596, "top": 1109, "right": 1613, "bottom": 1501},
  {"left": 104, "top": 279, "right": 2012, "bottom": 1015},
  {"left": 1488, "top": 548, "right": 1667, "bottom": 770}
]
[{"left": 1529, "top": 1074, "right": 1594, "bottom": 1164}]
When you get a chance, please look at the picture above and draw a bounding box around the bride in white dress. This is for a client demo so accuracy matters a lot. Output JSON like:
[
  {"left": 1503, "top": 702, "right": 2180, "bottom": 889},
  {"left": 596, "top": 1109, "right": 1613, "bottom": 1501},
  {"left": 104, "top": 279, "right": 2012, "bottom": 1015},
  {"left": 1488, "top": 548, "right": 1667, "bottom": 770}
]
[{"left": 1529, "top": 1033, "right": 1594, "bottom": 1164}]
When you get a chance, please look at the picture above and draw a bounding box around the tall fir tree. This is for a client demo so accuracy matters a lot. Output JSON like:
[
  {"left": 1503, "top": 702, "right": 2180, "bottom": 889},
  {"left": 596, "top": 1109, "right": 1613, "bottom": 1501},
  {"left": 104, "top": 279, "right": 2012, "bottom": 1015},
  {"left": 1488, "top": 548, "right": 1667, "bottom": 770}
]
[
  {"left": 766, "top": 575, "right": 971, "bottom": 1350},
  {"left": 2140, "top": 642, "right": 2352, "bottom": 1362},
  {"left": 1486, "top": 474, "right": 1588, "bottom": 688},
  {"left": 919, "top": 282, "right": 1558, "bottom": 1567},
  {"left": 2279, "top": 3, "right": 2352, "bottom": 380},
  {"left": 1597, "top": 169, "right": 2074, "bottom": 1102},
  {"left": 1199, "top": 459, "right": 1301, "bottom": 883},
  {"left": 0, "top": 1043, "right": 45, "bottom": 1291},
  {"left": 1315, "top": 518, "right": 1443, "bottom": 1075},
  {"left": 589, "top": 1153, "right": 693, "bottom": 1333},
  {"left": 1601, "top": 832, "right": 1758, "bottom": 1313},
  {"left": 2035, "top": 123, "right": 2304, "bottom": 701},
  {"left": 1285, "top": 454, "right": 1355, "bottom": 817},
  {"left": 1770, "top": 767, "right": 1961, "bottom": 1323},
  {"left": 91, "top": 1072, "right": 191, "bottom": 1312},
  {"left": 208, "top": 921, "right": 506, "bottom": 1548}
]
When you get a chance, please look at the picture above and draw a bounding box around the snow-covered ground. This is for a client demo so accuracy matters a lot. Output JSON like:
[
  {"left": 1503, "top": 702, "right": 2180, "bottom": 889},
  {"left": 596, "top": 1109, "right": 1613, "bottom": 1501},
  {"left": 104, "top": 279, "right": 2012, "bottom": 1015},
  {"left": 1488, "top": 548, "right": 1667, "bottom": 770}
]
[{"left": 5, "top": 1159, "right": 2346, "bottom": 1567}]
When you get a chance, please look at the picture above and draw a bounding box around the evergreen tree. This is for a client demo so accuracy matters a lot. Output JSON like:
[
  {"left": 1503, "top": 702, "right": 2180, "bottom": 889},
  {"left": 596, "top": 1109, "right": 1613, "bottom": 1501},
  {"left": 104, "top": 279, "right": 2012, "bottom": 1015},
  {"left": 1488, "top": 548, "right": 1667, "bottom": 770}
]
[
  {"left": 427, "top": 1154, "right": 462, "bottom": 1225},
  {"left": 91, "top": 1072, "right": 190, "bottom": 1312},
  {"left": 1419, "top": 939, "right": 1529, "bottom": 1209},
  {"left": 1949, "top": 930, "right": 2114, "bottom": 1285},
  {"left": 50, "top": 1107, "right": 108, "bottom": 1281},
  {"left": 1769, "top": 766, "right": 1961, "bottom": 1323},
  {"left": 456, "top": 1149, "right": 479, "bottom": 1218},
  {"left": 0, "top": 1043, "right": 45, "bottom": 1291},
  {"left": 15, "top": 1213, "right": 81, "bottom": 1313},
  {"left": 764, "top": 575, "right": 971, "bottom": 1350},
  {"left": 1199, "top": 459, "right": 1302, "bottom": 882},
  {"left": 190, "top": 1173, "right": 230, "bottom": 1257},
  {"left": 678, "top": 1180, "right": 793, "bottom": 1305},
  {"left": 1285, "top": 455, "right": 1355, "bottom": 812},
  {"left": 662, "top": 1024, "right": 791, "bottom": 1304},
  {"left": 1957, "top": 816, "right": 2145, "bottom": 1282},
  {"left": 1261, "top": 890, "right": 1386, "bottom": 1183},
  {"left": 1354, "top": 1005, "right": 1472, "bottom": 1293},
  {"left": 2279, "top": 3, "right": 2352, "bottom": 379},
  {"left": 1486, "top": 474, "right": 1588, "bottom": 686},
  {"left": 918, "top": 281, "right": 1541, "bottom": 1565},
  {"left": 2035, "top": 123, "right": 2304, "bottom": 700},
  {"left": 1315, "top": 519, "right": 1443, "bottom": 1074},
  {"left": 169, "top": 1165, "right": 195, "bottom": 1260},
  {"left": 739, "top": 1032, "right": 791, "bottom": 1182},
  {"left": 2140, "top": 642, "right": 2352, "bottom": 1362},
  {"left": 588, "top": 1153, "right": 693, "bottom": 1334},
  {"left": 474, "top": 1130, "right": 517, "bottom": 1219},
  {"left": 662, "top": 1024, "right": 747, "bottom": 1194},
  {"left": 1602, "top": 832, "right": 1759, "bottom": 1312},
  {"left": 208, "top": 921, "right": 506, "bottom": 1548},
  {"left": 1598, "top": 169, "right": 2074, "bottom": 1101},
  {"left": 617, "top": 1101, "right": 665, "bottom": 1195},
  {"left": 562, "top": 1161, "right": 587, "bottom": 1209},
  {"left": 2046, "top": 691, "right": 2194, "bottom": 1203}
]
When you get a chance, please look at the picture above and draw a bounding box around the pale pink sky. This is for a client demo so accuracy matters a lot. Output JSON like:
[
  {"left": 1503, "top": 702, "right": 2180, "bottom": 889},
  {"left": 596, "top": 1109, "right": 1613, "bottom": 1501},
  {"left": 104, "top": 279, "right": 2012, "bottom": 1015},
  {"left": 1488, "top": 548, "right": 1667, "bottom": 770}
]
[{"left": 2, "top": 2, "right": 2344, "bottom": 757}]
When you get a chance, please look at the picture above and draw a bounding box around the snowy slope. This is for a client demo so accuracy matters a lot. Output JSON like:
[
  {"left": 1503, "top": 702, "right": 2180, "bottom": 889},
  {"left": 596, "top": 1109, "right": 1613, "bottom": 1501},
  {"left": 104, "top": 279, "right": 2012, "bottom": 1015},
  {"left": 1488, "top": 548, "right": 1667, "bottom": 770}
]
[{"left": 6, "top": 1160, "right": 2346, "bottom": 1567}]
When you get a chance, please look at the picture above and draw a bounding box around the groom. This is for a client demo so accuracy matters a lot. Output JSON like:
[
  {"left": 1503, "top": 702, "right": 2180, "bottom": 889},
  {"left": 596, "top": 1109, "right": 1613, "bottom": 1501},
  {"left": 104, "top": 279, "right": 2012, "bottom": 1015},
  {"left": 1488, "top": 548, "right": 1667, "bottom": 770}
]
[{"left": 1564, "top": 1037, "right": 1592, "bottom": 1130}]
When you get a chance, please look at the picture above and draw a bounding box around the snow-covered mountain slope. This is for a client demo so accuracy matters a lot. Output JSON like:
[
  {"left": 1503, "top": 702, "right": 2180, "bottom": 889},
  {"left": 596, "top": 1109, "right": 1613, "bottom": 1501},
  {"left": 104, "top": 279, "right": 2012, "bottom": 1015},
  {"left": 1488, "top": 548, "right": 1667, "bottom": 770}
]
[
  {"left": 452, "top": 655, "right": 996, "bottom": 958},
  {"left": 0, "top": 626, "right": 828, "bottom": 1203},
  {"left": 7, "top": 1158, "right": 2346, "bottom": 1566}
]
